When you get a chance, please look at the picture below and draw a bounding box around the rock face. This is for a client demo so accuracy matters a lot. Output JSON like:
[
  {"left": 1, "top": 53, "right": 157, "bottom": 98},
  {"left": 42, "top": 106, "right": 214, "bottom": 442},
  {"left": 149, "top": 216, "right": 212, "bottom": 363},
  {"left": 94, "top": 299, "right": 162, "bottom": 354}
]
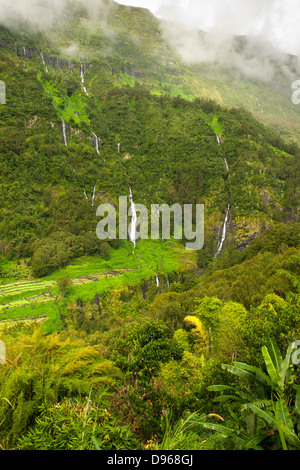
[{"left": 232, "top": 218, "right": 266, "bottom": 252}]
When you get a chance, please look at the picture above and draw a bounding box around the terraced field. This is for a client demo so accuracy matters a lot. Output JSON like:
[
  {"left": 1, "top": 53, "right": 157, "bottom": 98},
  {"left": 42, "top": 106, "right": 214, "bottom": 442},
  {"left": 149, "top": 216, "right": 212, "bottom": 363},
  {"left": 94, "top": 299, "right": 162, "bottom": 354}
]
[{"left": 0, "top": 239, "right": 193, "bottom": 332}]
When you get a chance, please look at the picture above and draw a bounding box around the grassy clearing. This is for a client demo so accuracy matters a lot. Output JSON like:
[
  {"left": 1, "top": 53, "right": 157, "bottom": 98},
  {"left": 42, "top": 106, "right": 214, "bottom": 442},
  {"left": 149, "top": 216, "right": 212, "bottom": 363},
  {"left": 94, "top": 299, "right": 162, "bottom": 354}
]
[
  {"left": 209, "top": 115, "right": 223, "bottom": 135},
  {"left": 0, "top": 239, "right": 189, "bottom": 331},
  {"left": 37, "top": 73, "right": 90, "bottom": 125}
]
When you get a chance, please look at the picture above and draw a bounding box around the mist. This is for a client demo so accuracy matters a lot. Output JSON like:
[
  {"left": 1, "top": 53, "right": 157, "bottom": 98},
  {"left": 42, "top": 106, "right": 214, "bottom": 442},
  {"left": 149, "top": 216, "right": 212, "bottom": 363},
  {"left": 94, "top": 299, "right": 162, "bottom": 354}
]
[
  {"left": 0, "top": 0, "right": 299, "bottom": 83},
  {"left": 0, "top": 0, "right": 111, "bottom": 29},
  {"left": 117, "top": 0, "right": 300, "bottom": 82}
]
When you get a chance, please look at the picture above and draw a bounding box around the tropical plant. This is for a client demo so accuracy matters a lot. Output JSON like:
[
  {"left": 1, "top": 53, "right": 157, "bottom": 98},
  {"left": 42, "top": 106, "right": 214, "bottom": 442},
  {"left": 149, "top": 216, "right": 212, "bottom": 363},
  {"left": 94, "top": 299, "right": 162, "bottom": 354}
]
[{"left": 197, "top": 338, "right": 300, "bottom": 449}]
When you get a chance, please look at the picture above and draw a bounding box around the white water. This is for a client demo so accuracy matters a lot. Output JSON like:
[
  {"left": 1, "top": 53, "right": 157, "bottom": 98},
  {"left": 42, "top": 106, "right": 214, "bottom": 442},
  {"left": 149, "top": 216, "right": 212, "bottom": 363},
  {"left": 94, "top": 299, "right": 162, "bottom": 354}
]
[
  {"left": 91, "top": 186, "right": 96, "bottom": 206},
  {"left": 118, "top": 143, "right": 121, "bottom": 153},
  {"left": 80, "top": 65, "right": 85, "bottom": 84},
  {"left": 62, "top": 119, "right": 68, "bottom": 146},
  {"left": 216, "top": 133, "right": 229, "bottom": 171},
  {"left": 129, "top": 187, "right": 138, "bottom": 248},
  {"left": 84, "top": 189, "right": 89, "bottom": 200},
  {"left": 40, "top": 53, "right": 48, "bottom": 73},
  {"left": 224, "top": 157, "right": 229, "bottom": 171},
  {"left": 215, "top": 204, "right": 230, "bottom": 257},
  {"left": 93, "top": 133, "right": 100, "bottom": 155},
  {"left": 166, "top": 273, "right": 170, "bottom": 287},
  {"left": 156, "top": 274, "right": 160, "bottom": 287}
]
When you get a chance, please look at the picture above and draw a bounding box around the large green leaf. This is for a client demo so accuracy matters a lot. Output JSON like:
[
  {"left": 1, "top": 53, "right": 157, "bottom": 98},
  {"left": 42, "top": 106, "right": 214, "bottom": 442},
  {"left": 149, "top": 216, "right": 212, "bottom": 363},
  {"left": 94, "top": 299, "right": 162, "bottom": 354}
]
[
  {"left": 207, "top": 385, "right": 236, "bottom": 392},
  {"left": 262, "top": 345, "right": 280, "bottom": 386},
  {"left": 280, "top": 342, "right": 293, "bottom": 390},
  {"left": 244, "top": 434, "right": 266, "bottom": 450},
  {"left": 276, "top": 399, "right": 294, "bottom": 432},
  {"left": 248, "top": 403, "right": 278, "bottom": 428},
  {"left": 267, "top": 338, "right": 283, "bottom": 372},
  {"left": 197, "top": 421, "right": 246, "bottom": 446},
  {"left": 223, "top": 362, "right": 279, "bottom": 392},
  {"left": 212, "top": 395, "right": 243, "bottom": 402}
]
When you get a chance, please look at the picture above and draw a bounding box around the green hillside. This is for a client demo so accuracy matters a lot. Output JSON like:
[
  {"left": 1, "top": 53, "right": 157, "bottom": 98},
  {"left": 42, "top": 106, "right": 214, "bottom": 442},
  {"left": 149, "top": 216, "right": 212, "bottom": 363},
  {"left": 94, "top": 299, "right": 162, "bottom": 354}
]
[{"left": 0, "top": 0, "right": 299, "bottom": 452}]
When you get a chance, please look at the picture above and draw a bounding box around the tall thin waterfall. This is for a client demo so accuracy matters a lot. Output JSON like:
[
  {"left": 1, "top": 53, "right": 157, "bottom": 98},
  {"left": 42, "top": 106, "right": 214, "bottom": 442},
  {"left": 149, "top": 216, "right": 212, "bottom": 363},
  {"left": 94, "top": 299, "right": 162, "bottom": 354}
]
[
  {"left": 40, "top": 53, "right": 48, "bottom": 73},
  {"left": 166, "top": 273, "right": 170, "bottom": 287},
  {"left": 224, "top": 157, "right": 229, "bottom": 171},
  {"left": 62, "top": 119, "right": 68, "bottom": 146},
  {"left": 93, "top": 133, "right": 100, "bottom": 155},
  {"left": 216, "top": 133, "right": 229, "bottom": 170},
  {"left": 91, "top": 186, "right": 96, "bottom": 206},
  {"left": 80, "top": 65, "right": 85, "bottom": 84},
  {"left": 129, "top": 187, "right": 138, "bottom": 248},
  {"left": 118, "top": 143, "right": 121, "bottom": 153},
  {"left": 156, "top": 274, "right": 160, "bottom": 287},
  {"left": 215, "top": 204, "right": 230, "bottom": 257},
  {"left": 84, "top": 189, "right": 89, "bottom": 200},
  {"left": 80, "top": 65, "right": 89, "bottom": 95}
]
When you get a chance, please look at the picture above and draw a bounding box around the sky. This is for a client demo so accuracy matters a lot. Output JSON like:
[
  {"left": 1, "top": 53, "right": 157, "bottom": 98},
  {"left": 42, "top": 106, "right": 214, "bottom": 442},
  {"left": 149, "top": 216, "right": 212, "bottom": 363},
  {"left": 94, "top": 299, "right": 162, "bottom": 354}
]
[{"left": 116, "top": 0, "right": 300, "bottom": 56}]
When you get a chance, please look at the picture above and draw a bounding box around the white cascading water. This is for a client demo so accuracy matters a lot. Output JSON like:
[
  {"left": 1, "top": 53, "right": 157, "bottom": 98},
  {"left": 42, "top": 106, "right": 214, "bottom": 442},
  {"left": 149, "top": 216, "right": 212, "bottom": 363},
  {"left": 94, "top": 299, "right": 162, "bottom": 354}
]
[
  {"left": 84, "top": 189, "right": 89, "bottom": 200},
  {"left": 40, "top": 53, "right": 48, "bottom": 73},
  {"left": 166, "top": 273, "right": 170, "bottom": 287},
  {"left": 129, "top": 187, "right": 138, "bottom": 248},
  {"left": 224, "top": 157, "right": 229, "bottom": 171},
  {"left": 156, "top": 274, "right": 160, "bottom": 287},
  {"left": 216, "top": 133, "right": 229, "bottom": 171},
  {"left": 91, "top": 186, "right": 96, "bottom": 206},
  {"left": 215, "top": 204, "right": 230, "bottom": 258},
  {"left": 93, "top": 133, "right": 100, "bottom": 155},
  {"left": 215, "top": 132, "right": 230, "bottom": 256},
  {"left": 118, "top": 143, "right": 121, "bottom": 153},
  {"left": 62, "top": 119, "right": 68, "bottom": 146},
  {"left": 80, "top": 65, "right": 85, "bottom": 84},
  {"left": 80, "top": 65, "right": 89, "bottom": 95}
]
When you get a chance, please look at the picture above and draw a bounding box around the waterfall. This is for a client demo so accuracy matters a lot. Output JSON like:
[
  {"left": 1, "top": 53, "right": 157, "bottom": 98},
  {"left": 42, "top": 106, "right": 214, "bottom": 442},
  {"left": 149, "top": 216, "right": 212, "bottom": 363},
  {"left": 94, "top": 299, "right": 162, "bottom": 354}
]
[
  {"left": 80, "top": 65, "right": 85, "bottom": 83},
  {"left": 93, "top": 133, "right": 100, "bottom": 155},
  {"left": 216, "top": 133, "right": 229, "bottom": 170},
  {"left": 224, "top": 157, "right": 229, "bottom": 171},
  {"left": 80, "top": 65, "right": 89, "bottom": 94},
  {"left": 215, "top": 204, "right": 230, "bottom": 258},
  {"left": 118, "top": 143, "right": 121, "bottom": 153},
  {"left": 22, "top": 47, "right": 27, "bottom": 59},
  {"left": 166, "top": 273, "right": 170, "bottom": 287},
  {"left": 62, "top": 119, "right": 68, "bottom": 146},
  {"left": 40, "top": 53, "right": 48, "bottom": 73},
  {"left": 156, "top": 274, "right": 160, "bottom": 287},
  {"left": 91, "top": 186, "right": 96, "bottom": 206},
  {"left": 84, "top": 189, "right": 89, "bottom": 200},
  {"left": 129, "top": 187, "right": 138, "bottom": 248}
]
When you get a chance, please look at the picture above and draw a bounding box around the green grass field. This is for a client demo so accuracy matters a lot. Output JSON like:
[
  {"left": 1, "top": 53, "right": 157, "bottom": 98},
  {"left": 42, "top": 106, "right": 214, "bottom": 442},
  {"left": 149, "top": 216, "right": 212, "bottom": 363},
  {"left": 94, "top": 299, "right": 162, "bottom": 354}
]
[{"left": 0, "top": 239, "right": 191, "bottom": 333}]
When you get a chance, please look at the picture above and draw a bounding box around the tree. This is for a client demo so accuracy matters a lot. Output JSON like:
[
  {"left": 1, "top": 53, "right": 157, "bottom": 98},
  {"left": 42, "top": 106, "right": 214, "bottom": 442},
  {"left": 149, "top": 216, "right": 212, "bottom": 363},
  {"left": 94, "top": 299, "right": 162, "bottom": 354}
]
[{"left": 56, "top": 275, "right": 73, "bottom": 296}]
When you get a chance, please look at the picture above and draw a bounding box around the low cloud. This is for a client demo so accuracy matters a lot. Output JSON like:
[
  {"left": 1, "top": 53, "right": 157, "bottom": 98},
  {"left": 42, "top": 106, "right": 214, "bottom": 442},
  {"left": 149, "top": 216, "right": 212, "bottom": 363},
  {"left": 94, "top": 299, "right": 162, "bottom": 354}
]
[
  {"left": 0, "top": 0, "right": 111, "bottom": 29},
  {"left": 158, "top": 0, "right": 300, "bottom": 83}
]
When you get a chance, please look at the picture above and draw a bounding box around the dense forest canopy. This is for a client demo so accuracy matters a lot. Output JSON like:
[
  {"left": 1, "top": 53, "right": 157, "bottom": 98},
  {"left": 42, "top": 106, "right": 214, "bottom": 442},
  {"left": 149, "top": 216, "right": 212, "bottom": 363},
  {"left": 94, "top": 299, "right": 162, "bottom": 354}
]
[{"left": 0, "top": 0, "right": 299, "bottom": 452}]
